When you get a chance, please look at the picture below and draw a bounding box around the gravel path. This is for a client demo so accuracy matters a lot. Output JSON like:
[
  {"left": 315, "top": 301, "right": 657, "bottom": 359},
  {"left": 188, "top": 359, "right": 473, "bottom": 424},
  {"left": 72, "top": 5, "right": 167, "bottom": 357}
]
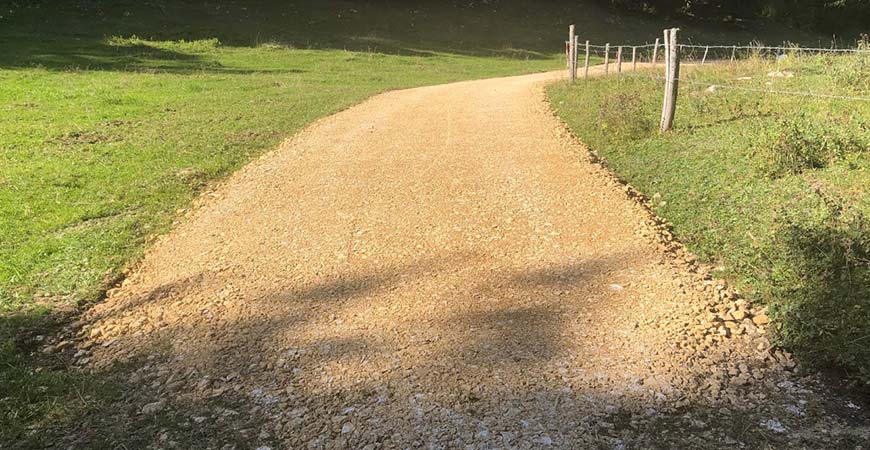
[{"left": 73, "top": 67, "right": 867, "bottom": 449}]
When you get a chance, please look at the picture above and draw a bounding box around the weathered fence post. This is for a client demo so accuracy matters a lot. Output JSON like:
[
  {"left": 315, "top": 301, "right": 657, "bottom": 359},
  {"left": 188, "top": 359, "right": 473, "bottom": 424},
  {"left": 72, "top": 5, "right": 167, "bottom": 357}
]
[
  {"left": 632, "top": 46, "right": 637, "bottom": 71},
  {"left": 652, "top": 38, "right": 660, "bottom": 68},
  {"left": 660, "top": 28, "right": 680, "bottom": 132},
  {"left": 731, "top": 45, "right": 737, "bottom": 63},
  {"left": 616, "top": 46, "right": 623, "bottom": 73},
  {"left": 604, "top": 43, "right": 610, "bottom": 75},
  {"left": 575, "top": 36, "right": 581, "bottom": 79},
  {"left": 565, "top": 40, "right": 570, "bottom": 68},
  {"left": 568, "top": 25, "right": 576, "bottom": 82},
  {"left": 584, "top": 40, "right": 591, "bottom": 78},
  {"left": 702, "top": 45, "right": 709, "bottom": 65}
]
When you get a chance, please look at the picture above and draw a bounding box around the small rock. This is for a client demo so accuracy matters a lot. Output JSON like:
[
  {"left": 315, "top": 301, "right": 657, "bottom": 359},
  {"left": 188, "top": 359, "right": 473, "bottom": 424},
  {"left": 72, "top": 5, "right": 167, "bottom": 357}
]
[
  {"left": 535, "top": 436, "right": 553, "bottom": 446},
  {"left": 785, "top": 404, "right": 806, "bottom": 417},
  {"left": 761, "top": 418, "right": 786, "bottom": 433},
  {"left": 752, "top": 313, "right": 770, "bottom": 326},
  {"left": 767, "top": 70, "right": 795, "bottom": 78},
  {"left": 141, "top": 400, "right": 166, "bottom": 415},
  {"left": 341, "top": 423, "right": 354, "bottom": 434}
]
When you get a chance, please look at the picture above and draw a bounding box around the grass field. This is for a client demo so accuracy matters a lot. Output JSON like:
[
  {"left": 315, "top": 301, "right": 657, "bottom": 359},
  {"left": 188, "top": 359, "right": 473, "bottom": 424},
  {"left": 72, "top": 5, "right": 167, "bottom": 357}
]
[
  {"left": 549, "top": 47, "right": 870, "bottom": 385},
  {"left": 0, "top": 0, "right": 828, "bottom": 446}
]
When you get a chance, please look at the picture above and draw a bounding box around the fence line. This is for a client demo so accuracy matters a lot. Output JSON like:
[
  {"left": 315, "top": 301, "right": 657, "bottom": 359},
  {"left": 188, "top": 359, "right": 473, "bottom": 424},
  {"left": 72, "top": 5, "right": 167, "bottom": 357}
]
[
  {"left": 679, "top": 44, "right": 870, "bottom": 53},
  {"left": 565, "top": 41, "right": 870, "bottom": 60},
  {"left": 619, "top": 73, "right": 870, "bottom": 102},
  {"left": 563, "top": 26, "right": 869, "bottom": 131}
]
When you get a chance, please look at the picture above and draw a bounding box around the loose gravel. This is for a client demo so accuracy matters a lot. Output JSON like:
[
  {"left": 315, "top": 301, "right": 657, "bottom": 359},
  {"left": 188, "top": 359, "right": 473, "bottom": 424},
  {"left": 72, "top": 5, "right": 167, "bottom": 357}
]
[{"left": 65, "top": 67, "right": 868, "bottom": 449}]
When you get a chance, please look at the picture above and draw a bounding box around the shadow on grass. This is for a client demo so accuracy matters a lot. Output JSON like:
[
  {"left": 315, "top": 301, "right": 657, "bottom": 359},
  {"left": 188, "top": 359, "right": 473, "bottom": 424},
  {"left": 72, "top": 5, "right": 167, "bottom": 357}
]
[
  {"left": 761, "top": 188, "right": 870, "bottom": 387},
  {"left": 0, "top": 0, "right": 823, "bottom": 73},
  {"left": 0, "top": 0, "right": 705, "bottom": 72},
  {"left": 0, "top": 35, "right": 308, "bottom": 74}
]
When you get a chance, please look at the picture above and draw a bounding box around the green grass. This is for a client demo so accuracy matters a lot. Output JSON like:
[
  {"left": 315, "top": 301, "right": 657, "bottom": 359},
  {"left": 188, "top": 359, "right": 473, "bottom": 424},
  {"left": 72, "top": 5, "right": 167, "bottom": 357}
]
[
  {"left": 549, "top": 48, "right": 870, "bottom": 384},
  {"left": 0, "top": 0, "right": 829, "bottom": 445}
]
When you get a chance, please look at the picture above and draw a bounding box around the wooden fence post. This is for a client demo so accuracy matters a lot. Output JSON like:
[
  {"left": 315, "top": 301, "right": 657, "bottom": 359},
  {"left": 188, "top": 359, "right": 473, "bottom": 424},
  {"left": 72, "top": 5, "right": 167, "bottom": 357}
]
[
  {"left": 568, "top": 25, "right": 576, "bottom": 82},
  {"left": 565, "top": 41, "right": 570, "bottom": 68},
  {"left": 584, "top": 40, "right": 590, "bottom": 78},
  {"left": 660, "top": 28, "right": 680, "bottom": 132},
  {"left": 652, "top": 38, "right": 660, "bottom": 68},
  {"left": 632, "top": 46, "right": 637, "bottom": 71},
  {"left": 616, "top": 46, "right": 623, "bottom": 73},
  {"left": 575, "top": 36, "right": 581, "bottom": 79},
  {"left": 604, "top": 43, "right": 610, "bottom": 75},
  {"left": 701, "top": 46, "right": 709, "bottom": 65}
]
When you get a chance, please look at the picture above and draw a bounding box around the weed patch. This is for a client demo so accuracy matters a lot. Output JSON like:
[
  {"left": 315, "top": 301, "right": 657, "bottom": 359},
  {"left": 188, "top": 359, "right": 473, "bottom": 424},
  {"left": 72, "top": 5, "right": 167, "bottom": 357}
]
[
  {"left": 830, "top": 36, "right": 869, "bottom": 94},
  {"left": 762, "top": 189, "right": 870, "bottom": 383},
  {"left": 53, "top": 130, "right": 119, "bottom": 146},
  {"left": 753, "top": 114, "right": 865, "bottom": 178}
]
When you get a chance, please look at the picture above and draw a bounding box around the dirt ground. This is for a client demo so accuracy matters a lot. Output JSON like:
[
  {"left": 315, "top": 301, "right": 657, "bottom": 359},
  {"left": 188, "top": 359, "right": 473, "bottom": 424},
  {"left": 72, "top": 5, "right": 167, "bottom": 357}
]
[{"left": 58, "top": 67, "right": 868, "bottom": 449}]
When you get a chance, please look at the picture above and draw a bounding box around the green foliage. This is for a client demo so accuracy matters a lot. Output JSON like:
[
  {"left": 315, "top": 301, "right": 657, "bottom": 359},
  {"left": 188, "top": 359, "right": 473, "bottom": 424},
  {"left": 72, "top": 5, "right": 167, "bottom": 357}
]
[
  {"left": 762, "top": 191, "right": 870, "bottom": 383},
  {"left": 753, "top": 114, "right": 865, "bottom": 178},
  {"left": 595, "top": 0, "right": 870, "bottom": 34}
]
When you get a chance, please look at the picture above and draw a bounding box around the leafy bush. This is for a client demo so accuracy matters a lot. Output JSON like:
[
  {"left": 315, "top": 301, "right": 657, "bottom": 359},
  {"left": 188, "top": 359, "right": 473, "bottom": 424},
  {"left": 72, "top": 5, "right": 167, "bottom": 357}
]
[
  {"left": 753, "top": 114, "right": 865, "bottom": 178},
  {"left": 761, "top": 190, "right": 870, "bottom": 384}
]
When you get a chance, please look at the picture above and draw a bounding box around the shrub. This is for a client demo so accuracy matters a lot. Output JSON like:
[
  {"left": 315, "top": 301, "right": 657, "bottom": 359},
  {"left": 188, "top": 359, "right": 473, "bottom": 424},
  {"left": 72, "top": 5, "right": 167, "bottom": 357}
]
[
  {"left": 753, "top": 114, "right": 864, "bottom": 178},
  {"left": 761, "top": 190, "right": 870, "bottom": 384}
]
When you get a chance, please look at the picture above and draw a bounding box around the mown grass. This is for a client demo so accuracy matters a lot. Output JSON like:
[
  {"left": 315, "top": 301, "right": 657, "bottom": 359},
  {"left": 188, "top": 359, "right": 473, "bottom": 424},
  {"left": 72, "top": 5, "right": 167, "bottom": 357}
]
[{"left": 549, "top": 45, "right": 870, "bottom": 385}]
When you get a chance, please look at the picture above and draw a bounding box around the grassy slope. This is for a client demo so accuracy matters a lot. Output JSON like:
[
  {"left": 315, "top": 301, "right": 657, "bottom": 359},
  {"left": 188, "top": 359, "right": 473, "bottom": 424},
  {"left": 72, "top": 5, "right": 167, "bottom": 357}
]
[
  {"left": 549, "top": 51, "right": 870, "bottom": 383},
  {"left": 0, "top": 0, "right": 824, "bottom": 446}
]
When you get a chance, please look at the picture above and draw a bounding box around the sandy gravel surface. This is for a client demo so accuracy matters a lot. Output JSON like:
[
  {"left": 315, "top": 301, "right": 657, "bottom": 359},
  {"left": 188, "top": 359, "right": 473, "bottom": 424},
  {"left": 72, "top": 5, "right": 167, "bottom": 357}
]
[{"left": 71, "top": 67, "right": 868, "bottom": 449}]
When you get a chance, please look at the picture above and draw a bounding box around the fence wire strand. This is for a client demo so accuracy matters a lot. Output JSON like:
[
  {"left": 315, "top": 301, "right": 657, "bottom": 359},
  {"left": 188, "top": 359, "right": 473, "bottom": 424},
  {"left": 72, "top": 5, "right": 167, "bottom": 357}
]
[
  {"left": 567, "top": 38, "right": 868, "bottom": 103},
  {"left": 617, "top": 72, "right": 870, "bottom": 102},
  {"left": 679, "top": 44, "right": 870, "bottom": 53}
]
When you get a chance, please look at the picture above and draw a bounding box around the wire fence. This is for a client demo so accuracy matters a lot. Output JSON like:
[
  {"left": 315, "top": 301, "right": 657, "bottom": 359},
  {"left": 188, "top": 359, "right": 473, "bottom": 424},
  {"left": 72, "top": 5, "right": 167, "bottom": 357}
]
[
  {"left": 566, "top": 32, "right": 870, "bottom": 107},
  {"left": 563, "top": 28, "right": 869, "bottom": 130},
  {"left": 618, "top": 72, "right": 870, "bottom": 103}
]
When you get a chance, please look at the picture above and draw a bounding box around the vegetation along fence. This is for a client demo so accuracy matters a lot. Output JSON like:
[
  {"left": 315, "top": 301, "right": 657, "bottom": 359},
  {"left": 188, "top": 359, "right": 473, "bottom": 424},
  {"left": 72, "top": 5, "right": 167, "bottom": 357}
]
[{"left": 564, "top": 27, "right": 870, "bottom": 131}]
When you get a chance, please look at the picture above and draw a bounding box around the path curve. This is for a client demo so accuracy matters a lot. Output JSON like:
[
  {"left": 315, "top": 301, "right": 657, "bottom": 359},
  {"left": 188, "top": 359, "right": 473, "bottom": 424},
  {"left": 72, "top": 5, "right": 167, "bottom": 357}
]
[{"left": 78, "top": 67, "right": 866, "bottom": 448}]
